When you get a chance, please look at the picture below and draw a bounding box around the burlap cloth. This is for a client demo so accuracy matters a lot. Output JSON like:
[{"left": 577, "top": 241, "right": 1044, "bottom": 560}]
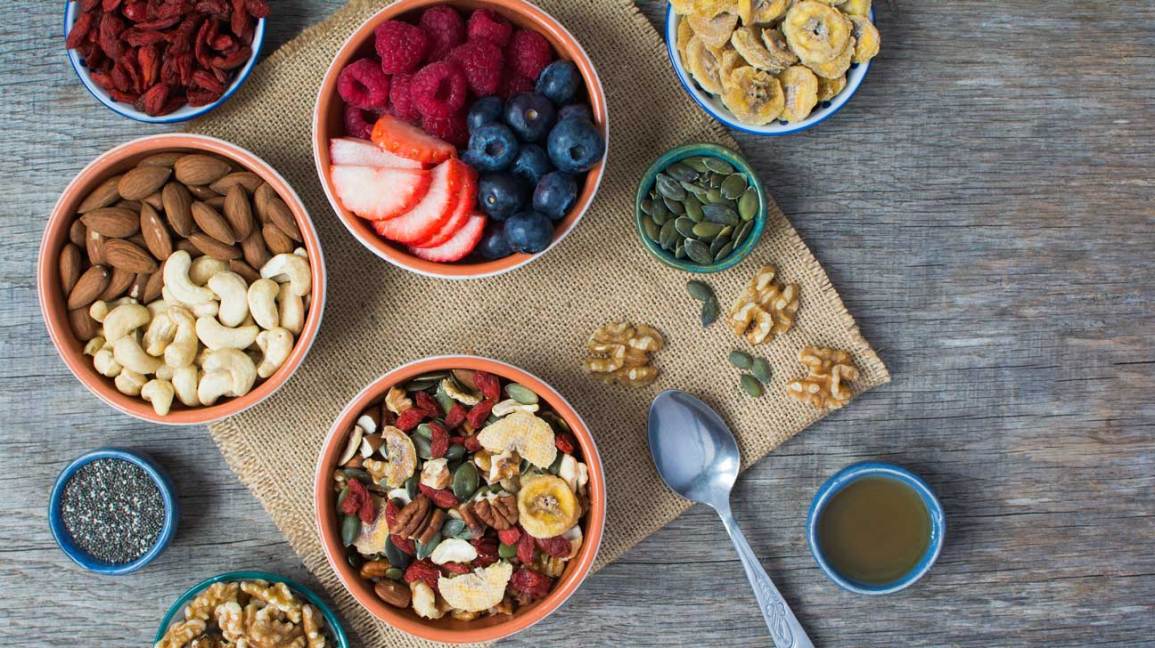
[{"left": 188, "top": 0, "right": 890, "bottom": 644}]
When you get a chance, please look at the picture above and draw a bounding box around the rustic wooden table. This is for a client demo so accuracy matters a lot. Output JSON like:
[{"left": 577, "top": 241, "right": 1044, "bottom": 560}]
[{"left": 2, "top": 1, "right": 1152, "bottom": 645}]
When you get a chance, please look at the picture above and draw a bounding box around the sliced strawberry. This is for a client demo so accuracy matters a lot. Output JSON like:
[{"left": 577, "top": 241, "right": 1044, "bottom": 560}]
[
  {"left": 373, "top": 158, "right": 465, "bottom": 244},
  {"left": 330, "top": 137, "right": 423, "bottom": 169},
  {"left": 371, "top": 114, "right": 456, "bottom": 165},
  {"left": 409, "top": 213, "right": 486, "bottom": 262},
  {"left": 330, "top": 165, "right": 431, "bottom": 221},
  {"left": 418, "top": 164, "right": 476, "bottom": 248}
]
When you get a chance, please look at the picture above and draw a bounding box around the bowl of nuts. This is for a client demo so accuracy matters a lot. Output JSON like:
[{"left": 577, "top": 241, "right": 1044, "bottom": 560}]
[
  {"left": 37, "top": 133, "right": 326, "bottom": 425},
  {"left": 314, "top": 355, "right": 605, "bottom": 643}
]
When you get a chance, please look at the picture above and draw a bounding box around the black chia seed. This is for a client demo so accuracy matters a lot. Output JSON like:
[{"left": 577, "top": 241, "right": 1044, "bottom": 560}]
[{"left": 60, "top": 458, "right": 165, "bottom": 564}]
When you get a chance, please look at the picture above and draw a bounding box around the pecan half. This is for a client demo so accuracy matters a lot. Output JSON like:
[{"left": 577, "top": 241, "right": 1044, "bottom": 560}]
[
  {"left": 459, "top": 502, "right": 486, "bottom": 537},
  {"left": 394, "top": 495, "right": 431, "bottom": 538},
  {"left": 417, "top": 509, "right": 446, "bottom": 545},
  {"left": 473, "top": 494, "right": 518, "bottom": 530}
]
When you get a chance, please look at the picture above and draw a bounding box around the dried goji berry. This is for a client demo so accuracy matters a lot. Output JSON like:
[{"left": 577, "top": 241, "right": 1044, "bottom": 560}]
[
  {"left": 509, "top": 567, "right": 553, "bottom": 601},
  {"left": 473, "top": 371, "right": 501, "bottom": 401},
  {"left": 464, "top": 435, "right": 482, "bottom": 452},
  {"left": 472, "top": 535, "right": 499, "bottom": 567},
  {"left": 395, "top": 407, "right": 424, "bottom": 432},
  {"left": 122, "top": 0, "right": 148, "bottom": 22},
  {"left": 414, "top": 391, "right": 442, "bottom": 418},
  {"left": 98, "top": 13, "right": 126, "bottom": 60},
  {"left": 497, "top": 527, "right": 521, "bottom": 546},
  {"left": 211, "top": 33, "right": 235, "bottom": 51},
  {"left": 384, "top": 499, "right": 400, "bottom": 529},
  {"left": 230, "top": 0, "right": 250, "bottom": 37},
  {"left": 390, "top": 534, "right": 415, "bottom": 556},
  {"left": 341, "top": 478, "right": 375, "bottom": 524},
  {"left": 418, "top": 484, "right": 458, "bottom": 509},
  {"left": 138, "top": 45, "right": 159, "bottom": 86},
  {"left": 67, "top": 12, "right": 96, "bottom": 50},
  {"left": 555, "top": 432, "right": 577, "bottom": 455},
  {"left": 404, "top": 559, "right": 440, "bottom": 592},
  {"left": 445, "top": 403, "right": 466, "bottom": 429},
  {"left": 192, "top": 68, "right": 225, "bottom": 94},
  {"left": 440, "top": 562, "right": 471, "bottom": 575},
  {"left": 429, "top": 421, "right": 449, "bottom": 459},
  {"left": 516, "top": 529, "right": 536, "bottom": 564},
  {"left": 80, "top": 0, "right": 100, "bottom": 11},
  {"left": 448, "top": 435, "right": 466, "bottom": 446},
  {"left": 102, "top": 0, "right": 123, "bottom": 11},
  {"left": 136, "top": 82, "right": 170, "bottom": 116},
  {"left": 536, "top": 535, "right": 571, "bottom": 558},
  {"left": 109, "top": 88, "right": 139, "bottom": 103},
  {"left": 195, "top": 0, "right": 228, "bottom": 15},
  {"left": 124, "top": 28, "right": 168, "bottom": 47},
  {"left": 245, "top": 0, "right": 270, "bottom": 19},
  {"left": 466, "top": 399, "right": 494, "bottom": 429},
  {"left": 211, "top": 45, "right": 251, "bottom": 69}
]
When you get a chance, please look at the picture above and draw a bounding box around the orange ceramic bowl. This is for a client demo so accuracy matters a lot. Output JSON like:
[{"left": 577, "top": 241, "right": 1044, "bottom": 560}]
[
  {"left": 314, "top": 356, "right": 606, "bottom": 643},
  {"left": 312, "top": 0, "right": 608, "bottom": 280},
  {"left": 37, "top": 134, "right": 327, "bottom": 425}
]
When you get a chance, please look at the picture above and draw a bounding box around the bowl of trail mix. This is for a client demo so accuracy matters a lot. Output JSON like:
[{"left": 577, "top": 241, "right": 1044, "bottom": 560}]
[{"left": 315, "top": 356, "right": 604, "bottom": 643}]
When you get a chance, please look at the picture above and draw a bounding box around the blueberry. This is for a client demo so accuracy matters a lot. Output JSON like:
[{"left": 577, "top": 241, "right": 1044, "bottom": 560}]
[
  {"left": 535, "top": 60, "right": 581, "bottom": 105},
  {"left": 477, "top": 173, "right": 528, "bottom": 220},
  {"left": 511, "top": 144, "right": 553, "bottom": 186},
  {"left": 467, "top": 96, "right": 504, "bottom": 132},
  {"left": 558, "top": 103, "right": 593, "bottom": 122},
  {"left": 476, "top": 224, "right": 513, "bottom": 260},
  {"left": 503, "top": 211, "right": 555, "bottom": 254},
  {"left": 504, "top": 93, "right": 556, "bottom": 143},
  {"left": 546, "top": 117, "right": 605, "bottom": 173},
  {"left": 467, "top": 123, "right": 520, "bottom": 172},
  {"left": 533, "top": 172, "right": 578, "bottom": 221}
]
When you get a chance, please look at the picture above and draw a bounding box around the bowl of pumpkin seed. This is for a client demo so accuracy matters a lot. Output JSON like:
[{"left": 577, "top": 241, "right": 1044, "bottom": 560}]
[{"left": 636, "top": 143, "right": 766, "bottom": 273}]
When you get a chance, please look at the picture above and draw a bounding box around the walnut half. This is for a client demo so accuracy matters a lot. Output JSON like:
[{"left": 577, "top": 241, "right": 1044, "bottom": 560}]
[
  {"left": 583, "top": 321, "right": 665, "bottom": 386},
  {"left": 786, "top": 346, "right": 860, "bottom": 410},
  {"left": 727, "top": 264, "right": 799, "bottom": 345}
]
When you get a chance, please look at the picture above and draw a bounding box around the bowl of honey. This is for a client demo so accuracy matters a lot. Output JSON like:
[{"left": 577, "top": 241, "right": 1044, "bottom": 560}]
[{"left": 807, "top": 462, "right": 945, "bottom": 595}]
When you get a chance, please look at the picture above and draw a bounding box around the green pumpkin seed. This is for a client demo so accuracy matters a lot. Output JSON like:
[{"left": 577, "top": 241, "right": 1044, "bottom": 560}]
[
  {"left": 684, "top": 156, "right": 710, "bottom": 173},
  {"left": 685, "top": 239, "right": 713, "bottom": 265},
  {"left": 413, "top": 371, "right": 450, "bottom": 382},
  {"left": 412, "top": 434, "right": 433, "bottom": 460},
  {"left": 416, "top": 533, "right": 441, "bottom": 559},
  {"left": 659, "top": 219, "right": 677, "bottom": 250},
  {"left": 675, "top": 216, "right": 696, "bottom": 239},
  {"left": 721, "top": 174, "right": 748, "bottom": 200},
  {"left": 505, "top": 383, "right": 538, "bottom": 405},
  {"left": 686, "top": 280, "right": 714, "bottom": 301},
  {"left": 441, "top": 518, "right": 468, "bottom": 539},
  {"left": 708, "top": 173, "right": 724, "bottom": 189},
  {"left": 701, "top": 298, "right": 719, "bottom": 326},
  {"left": 713, "top": 241, "right": 735, "bottom": 261},
  {"left": 385, "top": 567, "right": 404, "bottom": 581},
  {"left": 738, "top": 188, "right": 758, "bottom": 221},
  {"left": 751, "top": 358, "right": 772, "bottom": 384},
  {"left": 498, "top": 543, "right": 518, "bottom": 559},
  {"left": 643, "top": 216, "right": 661, "bottom": 243},
  {"left": 345, "top": 553, "right": 363, "bottom": 570},
  {"left": 405, "top": 379, "right": 439, "bottom": 392},
  {"left": 675, "top": 240, "right": 686, "bottom": 259},
  {"left": 729, "top": 350, "right": 753, "bottom": 369},
  {"left": 341, "top": 468, "right": 372, "bottom": 482},
  {"left": 663, "top": 196, "right": 685, "bottom": 215},
  {"left": 733, "top": 220, "right": 754, "bottom": 246},
  {"left": 652, "top": 197, "right": 670, "bottom": 220},
  {"left": 405, "top": 475, "right": 418, "bottom": 500},
  {"left": 703, "top": 157, "right": 734, "bottom": 174},
  {"left": 705, "top": 188, "right": 724, "bottom": 204},
  {"left": 703, "top": 203, "right": 739, "bottom": 225},
  {"left": 452, "top": 462, "right": 480, "bottom": 500},
  {"left": 336, "top": 486, "right": 350, "bottom": 510},
  {"left": 446, "top": 444, "right": 466, "bottom": 463},
  {"left": 655, "top": 174, "right": 686, "bottom": 201},
  {"left": 340, "top": 514, "right": 361, "bottom": 546},
  {"left": 415, "top": 423, "right": 435, "bottom": 440},
  {"left": 666, "top": 162, "right": 698, "bottom": 182},
  {"left": 740, "top": 374, "right": 764, "bottom": 397},
  {"left": 685, "top": 197, "right": 704, "bottom": 222},
  {"left": 710, "top": 234, "right": 731, "bottom": 255},
  {"left": 434, "top": 383, "right": 456, "bottom": 416},
  {"left": 640, "top": 198, "right": 654, "bottom": 216},
  {"left": 692, "top": 222, "right": 724, "bottom": 240}
]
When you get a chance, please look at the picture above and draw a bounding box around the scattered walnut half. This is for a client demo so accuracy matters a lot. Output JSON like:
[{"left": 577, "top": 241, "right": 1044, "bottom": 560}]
[
  {"left": 583, "top": 321, "right": 665, "bottom": 386},
  {"left": 786, "top": 346, "right": 860, "bottom": 410},
  {"left": 727, "top": 264, "right": 799, "bottom": 345}
]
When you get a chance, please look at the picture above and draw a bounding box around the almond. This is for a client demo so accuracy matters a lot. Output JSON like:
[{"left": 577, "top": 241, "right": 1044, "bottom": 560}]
[
  {"left": 188, "top": 184, "right": 221, "bottom": 201},
  {"left": 59, "top": 243, "right": 83, "bottom": 294},
  {"left": 229, "top": 259, "right": 260, "bottom": 283},
  {"left": 188, "top": 233, "right": 241, "bottom": 260},
  {"left": 81, "top": 207, "right": 140, "bottom": 238},
  {"left": 140, "top": 203, "right": 173, "bottom": 260},
  {"left": 86, "top": 229, "right": 108, "bottom": 265},
  {"left": 99, "top": 266, "right": 135, "bottom": 301},
  {"left": 77, "top": 175, "right": 123, "bottom": 213},
  {"left": 68, "top": 265, "right": 110, "bottom": 310},
  {"left": 191, "top": 201, "right": 236, "bottom": 244},
  {"left": 69, "top": 220, "right": 87, "bottom": 247},
  {"left": 143, "top": 192, "right": 164, "bottom": 209},
  {"left": 138, "top": 152, "right": 183, "bottom": 168},
  {"left": 265, "top": 196, "right": 302, "bottom": 242},
  {"left": 175, "top": 239, "right": 199, "bottom": 256},
  {"left": 210, "top": 172, "right": 262, "bottom": 195},
  {"left": 174, "top": 154, "right": 231, "bottom": 186},
  {"left": 206, "top": 195, "right": 227, "bottom": 210},
  {"left": 118, "top": 166, "right": 172, "bottom": 201},
  {"left": 254, "top": 183, "right": 276, "bottom": 223},
  {"left": 69, "top": 307, "right": 100, "bottom": 341},
  {"left": 104, "top": 239, "right": 158, "bottom": 274},
  {"left": 262, "top": 223, "right": 295, "bottom": 255},
  {"left": 129, "top": 272, "right": 150, "bottom": 301},
  {"left": 143, "top": 269, "right": 165, "bottom": 303},
  {"left": 223, "top": 185, "right": 255, "bottom": 240},
  {"left": 116, "top": 200, "right": 142, "bottom": 211},
  {"left": 241, "top": 230, "right": 271, "bottom": 269},
  {"left": 162, "top": 182, "right": 194, "bottom": 237}
]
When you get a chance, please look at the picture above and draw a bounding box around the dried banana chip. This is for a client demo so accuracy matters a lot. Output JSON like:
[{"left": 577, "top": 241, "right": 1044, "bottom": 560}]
[
  {"left": 686, "top": 36, "right": 726, "bottom": 94},
  {"left": 677, "top": 16, "right": 695, "bottom": 61},
  {"left": 849, "top": 15, "right": 880, "bottom": 63},
  {"left": 805, "top": 37, "right": 854, "bottom": 78},
  {"left": 722, "top": 66, "right": 785, "bottom": 125},
  {"left": 839, "top": 0, "right": 871, "bottom": 17},
  {"left": 761, "top": 27, "right": 800, "bottom": 67},
  {"left": 778, "top": 65, "right": 819, "bottom": 122},
  {"left": 730, "top": 26, "right": 787, "bottom": 74},
  {"left": 816, "top": 73, "right": 846, "bottom": 101},
  {"left": 718, "top": 47, "right": 745, "bottom": 89},
  {"left": 688, "top": 11, "right": 740, "bottom": 49},
  {"left": 738, "top": 0, "right": 790, "bottom": 25},
  {"left": 782, "top": 0, "right": 852, "bottom": 65}
]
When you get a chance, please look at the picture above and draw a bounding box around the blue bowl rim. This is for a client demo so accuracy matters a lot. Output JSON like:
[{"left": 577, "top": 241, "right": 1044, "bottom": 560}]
[
  {"left": 154, "top": 570, "right": 351, "bottom": 647},
  {"left": 663, "top": 4, "right": 873, "bottom": 137},
  {"left": 62, "top": 0, "right": 266, "bottom": 124},
  {"left": 48, "top": 447, "right": 180, "bottom": 575},
  {"left": 634, "top": 142, "right": 767, "bottom": 274},
  {"left": 806, "top": 461, "right": 946, "bottom": 595}
]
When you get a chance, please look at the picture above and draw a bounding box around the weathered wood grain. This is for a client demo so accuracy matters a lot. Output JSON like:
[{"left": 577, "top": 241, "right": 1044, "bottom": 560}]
[{"left": 0, "top": 0, "right": 1152, "bottom": 646}]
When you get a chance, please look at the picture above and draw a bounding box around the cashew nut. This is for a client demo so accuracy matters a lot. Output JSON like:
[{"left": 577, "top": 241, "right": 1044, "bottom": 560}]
[
  {"left": 195, "top": 316, "right": 259, "bottom": 350},
  {"left": 189, "top": 256, "right": 228, "bottom": 286},
  {"left": 83, "top": 336, "right": 106, "bottom": 356},
  {"left": 113, "top": 335, "right": 163, "bottom": 375},
  {"left": 277, "top": 282, "right": 304, "bottom": 335},
  {"left": 102, "top": 303, "right": 151, "bottom": 341},
  {"left": 172, "top": 365, "right": 200, "bottom": 407},
  {"left": 207, "top": 272, "right": 250, "bottom": 327},
  {"left": 155, "top": 364, "right": 174, "bottom": 381},
  {"left": 255, "top": 328, "right": 294, "bottom": 378},
  {"left": 114, "top": 369, "right": 148, "bottom": 396},
  {"left": 197, "top": 348, "right": 257, "bottom": 404},
  {"left": 260, "top": 253, "right": 312, "bottom": 297},
  {"left": 141, "top": 379, "right": 175, "bottom": 416},
  {"left": 163, "top": 286, "right": 219, "bottom": 318},
  {"left": 143, "top": 310, "right": 177, "bottom": 356},
  {"left": 93, "top": 348, "right": 121, "bottom": 377},
  {"left": 247, "top": 279, "right": 280, "bottom": 330},
  {"left": 146, "top": 299, "right": 168, "bottom": 318},
  {"left": 164, "top": 251, "right": 215, "bottom": 306},
  {"left": 164, "top": 306, "right": 198, "bottom": 368},
  {"left": 89, "top": 297, "right": 137, "bottom": 323}
]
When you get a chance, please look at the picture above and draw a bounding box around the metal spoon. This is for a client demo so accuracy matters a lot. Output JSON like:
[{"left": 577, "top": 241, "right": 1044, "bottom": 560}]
[{"left": 647, "top": 390, "right": 814, "bottom": 648}]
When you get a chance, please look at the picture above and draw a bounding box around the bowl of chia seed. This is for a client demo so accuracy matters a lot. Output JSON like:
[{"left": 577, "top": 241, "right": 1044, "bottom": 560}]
[{"left": 49, "top": 448, "right": 178, "bottom": 575}]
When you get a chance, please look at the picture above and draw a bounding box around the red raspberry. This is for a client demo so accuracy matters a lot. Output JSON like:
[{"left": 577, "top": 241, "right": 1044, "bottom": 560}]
[
  {"left": 388, "top": 72, "right": 420, "bottom": 123},
  {"left": 418, "top": 5, "right": 465, "bottom": 61},
  {"left": 467, "top": 8, "right": 513, "bottom": 47},
  {"left": 536, "top": 535, "right": 571, "bottom": 558},
  {"left": 497, "top": 527, "right": 521, "bottom": 546},
  {"left": 472, "top": 371, "right": 501, "bottom": 401},
  {"left": 419, "top": 484, "right": 459, "bottom": 508},
  {"left": 555, "top": 431, "right": 577, "bottom": 454},
  {"left": 395, "top": 407, "right": 425, "bottom": 432},
  {"left": 375, "top": 20, "right": 430, "bottom": 74},
  {"left": 390, "top": 534, "right": 415, "bottom": 556},
  {"left": 337, "top": 58, "right": 390, "bottom": 111},
  {"left": 404, "top": 559, "right": 440, "bottom": 592},
  {"left": 506, "top": 29, "right": 554, "bottom": 81},
  {"left": 509, "top": 567, "right": 553, "bottom": 601},
  {"left": 498, "top": 74, "right": 534, "bottom": 99},
  {"left": 445, "top": 403, "right": 467, "bottom": 429},
  {"left": 441, "top": 561, "right": 471, "bottom": 575},
  {"left": 447, "top": 40, "right": 504, "bottom": 97},
  {"left": 422, "top": 112, "right": 469, "bottom": 149},
  {"left": 414, "top": 391, "right": 442, "bottom": 418},
  {"left": 343, "top": 105, "right": 377, "bottom": 139},
  {"left": 429, "top": 421, "right": 449, "bottom": 459},
  {"left": 466, "top": 399, "right": 495, "bottom": 429},
  {"left": 516, "top": 529, "right": 536, "bottom": 564},
  {"left": 411, "top": 61, "right": 469, "bottom": 118}
]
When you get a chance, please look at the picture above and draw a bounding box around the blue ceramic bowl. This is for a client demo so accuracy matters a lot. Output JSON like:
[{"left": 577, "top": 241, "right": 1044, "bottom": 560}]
[
  {"left": 806, "top": 461, "right": 945, "bottom": 595},
  {"left": 63, "top": 1, "right": 266, "bottom": 123},
  {"left": 155, "top": 571, "right": 350, "bottom": 647},
  {"left": 49, "top": 447, "right": 179, "bottom": 575},
  {"left": 665, "top": 5, "right": 874, "bottom": 136},
  {"left": 636, "top": 143, "right": 766, "bottom": 273}
]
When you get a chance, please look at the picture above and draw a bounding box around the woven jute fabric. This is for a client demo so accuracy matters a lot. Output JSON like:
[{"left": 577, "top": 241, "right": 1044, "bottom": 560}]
[{"left": 189, "top": 0, "right": 889, "bottom": 644}]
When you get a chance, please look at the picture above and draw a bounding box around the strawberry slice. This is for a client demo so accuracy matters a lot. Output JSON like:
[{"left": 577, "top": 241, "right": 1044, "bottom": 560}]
[
  {"left": 419, "top": 164, "right": 476, "bottom": 248},
  {"left": 330, "top": 165, "right": 431, "bottom": 221},
  {"left": 409, "top": 213, "right": 487, "bottom": 262},
  {"left": 373, "top": 158, "right": 466, "bottom": 244},
  {"left": 330, "top": 137, "right": 423, "bottom": 169},
  {"left": 371, "top": 114, "right": 456, "bottom": 165}
]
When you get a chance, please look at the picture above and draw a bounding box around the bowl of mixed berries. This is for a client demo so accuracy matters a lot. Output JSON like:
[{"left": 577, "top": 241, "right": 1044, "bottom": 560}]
[{"left": 313, "top": 0, "right": 608, "bottom": 279}]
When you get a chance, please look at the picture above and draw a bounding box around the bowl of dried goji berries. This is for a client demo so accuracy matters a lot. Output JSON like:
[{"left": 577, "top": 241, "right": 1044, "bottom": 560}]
[
  {"left": 314, "top": 355, "right": 606, "bottom": 643},
  {"left": 63, "top": 0, "right": 268, "bottom": 122}
]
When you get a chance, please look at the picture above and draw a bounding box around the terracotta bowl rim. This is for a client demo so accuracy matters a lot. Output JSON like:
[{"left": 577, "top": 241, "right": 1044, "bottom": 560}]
[
  {"left": 311, "top": 0, "right": 609, "bottom": 280},
  {"left": 313, "top": 355, "right": 606, "bottom": 643},
  {"left": 38, "top": 133, "right": 327, "bottom": 426}
]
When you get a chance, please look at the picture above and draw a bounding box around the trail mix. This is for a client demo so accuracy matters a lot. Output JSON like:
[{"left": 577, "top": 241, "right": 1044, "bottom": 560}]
[
  {"left": 66, "top": 0, "right": 269, "bottom": 116},
  {"left": 642, "top": 155, "right": 758, "bottom": 266},
  {"left": 673, "top": 0, "right": 880, "bottom": 125},
  {"left": 155, "top": 580, "right": 330, "bottom": 648},
  {"left": 333, "top": 369, "right": 590, "bottom": 621},
  {"left": 61, "top": 150, "right": 314, "bottom": 416},
  {"left": 60, "top": 458, "right": 165, "bottom": 564}
]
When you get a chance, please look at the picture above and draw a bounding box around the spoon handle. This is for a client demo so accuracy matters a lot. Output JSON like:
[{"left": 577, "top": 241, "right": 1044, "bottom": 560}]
[{"left": 717, "top": 506, "right": 814, "bottom": 648}]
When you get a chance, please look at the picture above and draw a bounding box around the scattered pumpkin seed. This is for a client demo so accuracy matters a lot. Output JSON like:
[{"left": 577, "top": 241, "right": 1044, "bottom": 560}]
[
  {"left": 336, "top": 486, "right": 350, "bottom": 510},
  {"left": 652, "top": 197, "right": 670, "bottom": 220},
  {"left": 505, "top": 383, "right": 538, "bottom": 404},
  {"left": 340, "top": 514, "right": 360, "bottom": 546},
  {"left": 738, "top": 188, "right": 758, "bottom": 222},
  {"left": 405, "top": 379, "right": 440, "bottom": 392},
  {"left": 708, "top": 172, "right": 724, "bottom": 189},
  {"left": 751, "top": 357, "right": 772, "bottom": 384},
  {"left": 341, "top": 468, "right": 372, "bottom": 482},
  {"left": 686, "top": 280, "right": 714, "bottom": 301},
  {"left": 414, "top": 422, "right": 435, "bottom": 440},
  {"left": 692, "top": 222, "right": 725, "bottom": 240},
  {"left": 729, "top": 350, "right": 753, "bottom": 369},
  {"left": 548, "top": 452, "right": 565, "bottom": 475},
  {"left": 675, "top": 216, "right": 696, "bottom": 238},
  {"left": 685, "top": 239, "right": 713, "bottom": 265},
  {"left": 721, "top": 173, "right": 748, "bottom": 200},
  {"left": 452, "top": 462, "right": 480, "bottom": 500},
  {"left": 701, "top": 298, "right": 720, "bottom": 326},
  {"left": 740, "top": 374, "right": 764, "bottom": 397}
]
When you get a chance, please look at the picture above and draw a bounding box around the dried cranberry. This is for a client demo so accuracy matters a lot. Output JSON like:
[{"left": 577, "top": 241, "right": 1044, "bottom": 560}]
[
  {"left": 414, "top": 391, "right": 442, "bottom": 418},
  {"left": 445, "top": 403, "right": 467, "bottom": 429},
  {"left": 395, "top": 407, "right": 425, "bottom": 432},
  {"left": 429, "top": 421, "right": 449, "bottom": 459},
  {"left": 404, "top": 559, "right": 440, "bottom": 592},
  {"left": 473, "top": 371, "right": 501, "bottom": 401},
  {"left": 418, "top": 484, "right": 458, "bottom": 509},
  {"left": 466, "top": 399, "right": 494, "bottom": 429}
]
